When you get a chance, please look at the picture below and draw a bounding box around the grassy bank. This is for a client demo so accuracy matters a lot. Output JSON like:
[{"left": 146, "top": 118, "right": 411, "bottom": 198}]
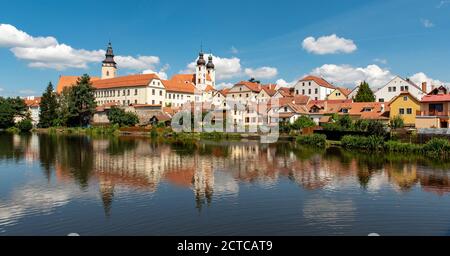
[
  {"left": 298, "top": 133, "right": 450, "bottom": 159},
  {"left": 36, "top": 125, "right": 121, "bottom": 136}
]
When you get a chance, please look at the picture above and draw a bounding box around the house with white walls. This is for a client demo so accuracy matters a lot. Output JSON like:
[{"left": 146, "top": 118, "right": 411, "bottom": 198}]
[
  {"left": 374, "top": 76, "right": 426, "bottom": 103},
  {"left": 294, "top": 75, "right": 336, "bottom": 101}
]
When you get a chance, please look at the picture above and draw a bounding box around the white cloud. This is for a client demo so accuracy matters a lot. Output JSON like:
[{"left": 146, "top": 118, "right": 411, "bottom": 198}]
[
  {"left": 181, "top": 54, "right": 242, "bottom": 80},
  {"left": 116, "top": 55, "right": 160, "bottom": 70},
  {"left": 310, "top": 64, "right": 394, "bottom": 88},
  {"left": 143, "top": 64, "right": 170, "bottom": 80},
  {"left": 244, "top": 67, "right": 278, "bottom": 79},
  {"left": 276, "top": 79, "right": 297, "bottom": 88},
  {"left": 230, "top": 46, "right": 239, "bottom": 54},
  {"left": 11, "top": 44, "right": 105, "bottom": 70},
  {"left": 302, "top": 34, "right": 357, "bottom": 55},
  {"left": 1, "top": 24, "right": 164, "bottom": 71},
  {"left": 410, "top": 72, "right": 449, "bottom": 88},
  {"left": 373, "top": 58, "right": 388, "bottom": 65},
  {"left": 437, "top": 0, "right": 450, "bottom": 8},
  {"left": 421, "top": 18, "right": 434, "bottom": 28},
  {"left": 0, "top": 24, "right": 57, "bottom": 48}
]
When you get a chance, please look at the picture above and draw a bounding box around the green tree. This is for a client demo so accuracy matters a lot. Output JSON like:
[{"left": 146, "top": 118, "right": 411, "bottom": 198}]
[
  {"left": 291, "top": 116, "right": 316, "bottom": 130},
  {"left": 107, "top": 107, "right": 139, "bottom": 127},
  {"left": 354, "top": 81, "right": 375, "bottom": 102},
  {"left": 390, "top": 115, "right": 405, "bottom": 129},
  {"left": 0, "top": 97, "right": 27, "bottom": 128},
  {"left": 337, "top": 115, "right": 353, "bottom": 130},
  {"left": 367, "top": 120, "right": 387, "bottom": 136},
  {"left": 39, "top": 82, "right": 58, "bottom": 128},
  {"left": 67, "top": 74, "right": 97, "bottom": 127},
  {"left": 17, "top": 118, "right": 33, "bottom": 132},
  {"left": 55, "top": 87, "right": 72, "bottom": 127}
]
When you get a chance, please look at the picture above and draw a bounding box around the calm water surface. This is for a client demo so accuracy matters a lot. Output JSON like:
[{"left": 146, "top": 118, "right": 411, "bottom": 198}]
[{"left": 1, "top": 132, "right": 450, "bottom": 236}]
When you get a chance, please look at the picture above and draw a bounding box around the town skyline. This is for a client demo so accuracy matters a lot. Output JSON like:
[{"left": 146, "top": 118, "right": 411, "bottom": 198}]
[{"left": 0, "top": 0, "right": 450, "bottom": 97}]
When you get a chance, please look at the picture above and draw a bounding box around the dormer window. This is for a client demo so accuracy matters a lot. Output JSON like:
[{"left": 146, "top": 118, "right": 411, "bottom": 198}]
[
  {"left": 362, "top": 107, "right": 373, "bottom": 112},
  {"left": 341, "top": 108, "right": 349, "bottom": 114}
]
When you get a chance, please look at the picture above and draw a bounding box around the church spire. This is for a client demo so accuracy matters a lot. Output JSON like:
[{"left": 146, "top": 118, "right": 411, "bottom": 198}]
[{"left": 103, "top": 42, "right": 117, "bottom": 68}]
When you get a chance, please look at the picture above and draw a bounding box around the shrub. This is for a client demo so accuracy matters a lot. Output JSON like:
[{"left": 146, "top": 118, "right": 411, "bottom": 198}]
[
  {"left": 107, "top": 107, "right": 139, "bottom": 127},
  {"left": 390, "top": 115, "right": 405, "bottom": 129},
  {"left": 291, "top": 116, "right": 316, "bottom": 130},
  {"left": 367, "top": 121, "right": 387, "bottom": 137},
  {"left": 296, "top": 134, "right": 327, "bottom": 147},
  {"left": 384, "top": 140, "right": 421, "bottom": 153},
  {"left": 423, "top": 138, "right": 450, "bottom": 158},
  {"left": 341, "top": 135, "right": 384, "bottom": 151},
  {"left": 17, "top": 119, "right": 33, "bottom": 132}
]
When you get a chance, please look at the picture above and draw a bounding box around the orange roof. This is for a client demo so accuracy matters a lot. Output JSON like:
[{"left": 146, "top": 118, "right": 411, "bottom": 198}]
[
  {"left": 235, "top": 81, "right": 263, "bottom": 92},
  {"left": 56, "top": 76, "right": 100, "bottom": 94},
  {"left": 337, "top": 87, "right": 352, "bottom": 97},
  {"left": 300, "top": 75, "right": 336, "bottom": 89},
  {"left": 421, "top": 94, "right": 450, "bottom": 103},
  {"left": 92, "top": 74, "right": 160, "bottom": 89},
  {"left": 96, "top": 102, "right": 120, "bottom": 112},
  {"left": 219, "top": 88, "right": 230, "bottom": 96},
  {"left": 171, "top": 74, "right": 195, "bottom": 84},
  {"left": 132, "top": 104, "right": 162, "bottom": 108},
  {"left": 277, "top": 87, "right": 295, "bottom": 97},
  {"left": 24, "top": 97, "right": 41, "bottom": 107},
  {"left": 162, "top": 79, "right": 196, "bottom": 94},
  {"left": 205, "top": 85, "right": 216, "bottom": 92},
  {"left": 261, "top": 84, "right": 277, "bottom": 96}
]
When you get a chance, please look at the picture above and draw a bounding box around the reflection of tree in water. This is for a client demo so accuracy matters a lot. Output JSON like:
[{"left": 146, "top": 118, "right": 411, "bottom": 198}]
[
  {"left": 38, "top": 134, "right": 58, "bottom": 181},
  {"left": 56, "top": 135, "right": 95, "bottom": 189},
  {"left": 106, "top": 137, "right": 138, "bottom": 155},
  {"left": 0, "top": 133, "right": 28, "bottom": 161}
]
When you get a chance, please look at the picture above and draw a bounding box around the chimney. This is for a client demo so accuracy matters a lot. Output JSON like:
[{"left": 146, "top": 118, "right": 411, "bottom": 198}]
[{"left": 422, "top": 82, "right": 427, "bottom": 93}]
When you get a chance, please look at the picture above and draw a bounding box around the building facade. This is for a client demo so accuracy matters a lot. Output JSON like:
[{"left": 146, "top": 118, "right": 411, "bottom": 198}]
[{"left": 294, "top": 76, "right": 336, "bottom": 101}]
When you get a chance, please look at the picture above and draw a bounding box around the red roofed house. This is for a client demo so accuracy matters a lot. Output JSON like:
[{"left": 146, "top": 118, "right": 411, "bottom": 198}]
[
  {"left": 294, "top": 75, "right": 337, "bottom": 101},
  {"left": 416, "top": 92, "right": 450, "bottom": 128},
  {"left": 24, "top": 96, "right": 41, "bottom": 126}
]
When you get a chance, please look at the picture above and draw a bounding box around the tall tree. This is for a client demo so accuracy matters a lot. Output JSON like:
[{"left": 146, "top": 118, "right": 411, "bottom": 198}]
[
  {"left": 39, "top": 82, "right": 58, "bottom": 128},
  {"left": 68, "top": 74, "right": 97, "bottom": 127},
  {"left": 354, "top": 81, "right": 375, "bottom": 102},
  {"left": 0, "top": 97, "right": 27, "bottom": 128}
]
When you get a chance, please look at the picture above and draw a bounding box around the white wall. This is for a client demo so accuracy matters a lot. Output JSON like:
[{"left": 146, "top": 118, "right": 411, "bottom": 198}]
[{"left": 375, "top": 76, "right": 425, "bottom": 102}]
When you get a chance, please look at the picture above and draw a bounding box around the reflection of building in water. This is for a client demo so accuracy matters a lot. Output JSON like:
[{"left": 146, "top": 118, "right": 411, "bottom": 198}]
[
  {"left": 99, "top": 179, "right": 115, "bottom": 217},
  {"left": 417, "top": 169, "right": 450, "bottom": 196},
  {"left": 385, "top": 163, "right": 418, "bottom": 191}
]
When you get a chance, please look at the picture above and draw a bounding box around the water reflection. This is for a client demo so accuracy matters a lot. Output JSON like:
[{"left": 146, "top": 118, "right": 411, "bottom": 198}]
[{"left": 1, "top": 133, "right": 450, "bottom": 235}]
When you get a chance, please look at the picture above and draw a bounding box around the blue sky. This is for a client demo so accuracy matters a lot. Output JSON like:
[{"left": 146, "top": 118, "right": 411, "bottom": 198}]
[{"left": 0, "top": 0, "right": 449, "bottom": 96}]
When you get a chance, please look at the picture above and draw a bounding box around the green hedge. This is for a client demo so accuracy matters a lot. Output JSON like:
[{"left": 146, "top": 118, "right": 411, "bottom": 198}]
[
  {"left": 296, "top": 134, "right": 327, "bottom": 147},
  {"left": 341, "top": 135, "right": 385, "bottom": 151}
]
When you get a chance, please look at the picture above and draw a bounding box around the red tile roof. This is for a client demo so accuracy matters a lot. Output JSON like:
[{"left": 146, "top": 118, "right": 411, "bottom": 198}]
[
  {"left": 337, "top": 87, "right": 352, "bottom": 97},
  {"left": 162, "top": 79, "right": 196, "bottom": 94},
  {"left": 261, "top": 84, "right": 277, "bottom": 96},
  {"left": 277, "top": 87, "right": 295, "bottom": 97},
  {"left": 421, "top": 94, "right": 450, "bottom": 103},
  {"left": 92, "top": 74, "right": 160, "bottom": 89},
  {"left": 56, "top": 76, "right": 101, "bottom": 94},
  {"left": 235, "top": 81, "right": 263, "bottom": 92},
  {"left": 300, "top": 75, "right": 336, "bottom": 89},
  {"left": 24, "top": 97, "right": 41, "bottom": 107}
]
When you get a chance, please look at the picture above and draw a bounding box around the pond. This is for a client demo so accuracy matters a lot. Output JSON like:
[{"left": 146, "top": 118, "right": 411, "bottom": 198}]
[{"left": 1, "top": 132, "right": 450, "bottom": 236}]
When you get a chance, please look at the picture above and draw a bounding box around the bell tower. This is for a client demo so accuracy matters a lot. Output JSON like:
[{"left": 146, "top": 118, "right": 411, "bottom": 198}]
[
  {"left": 195, "top": 51, "right": 207, "bottom": 91},
  {"left": 102, "top": 42, "right": 117, "bottom": 79}
]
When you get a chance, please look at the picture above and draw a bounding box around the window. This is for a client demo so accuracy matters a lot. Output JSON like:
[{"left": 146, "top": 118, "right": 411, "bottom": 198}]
[
  {"left": 245, "top": 117, "right": 250, "bottom": 123},
  {"left": 127, "top": 90, "right": 130, "bottom": 96},
  {"left": 152, "top": 89, "right": 155, "bottom": 95},
  {"left": 123, "top": 90, "right": 126, "bottom": 96},
  {"left": 160, "top": 101, "right": 162, "bottom": 105},
  {"left": 388, "top": 87, "right": 392, "bottom": 92},
  {"left": 400, "top": 86, "right": 404, "bottom": 91},
  {"left": 393, "top": 87, "right": 397, "bottom": 92},
  {"left": 106, "top": 71, "right": 110, "bottom": 77},
  {"left": 315, "top": 97, "right": 318, "bottom": 100},
  {"left": 405, "top": 86, "right": 409, "bottom": 91},
  {"left": 308, "top": 89, "right": 312, "bottom": 94},
  {"left": 379, "top": 98, "right": 385, "bottom": 102},
  {"left": 284, "top": 107, "right": 288, "bottom": 112},
  {"left": 309, "top": 82, "right": 311, "bottom": 86},
  {"left": 127, "top": 100, "right": 130, "bottom": 105},
  {"left": 296, "top": 90, "right": 299, "bottom": 95},
  {"left": 342, "top": 108, "right": 349, "bottom": 114},
  {"left": 135, "top": 100, "right": 138, "bottom": 104},
  {"left": 135, "top": 89, "right": 138, "bottom": 95},
  {"left": 407, "top": 108, "right": 412, "bottom": 114},
  {"left": 160, "top": 90, "right": 163, "bottom": 96},
  {"left": 246, "top": 94, "right": 249, "bottom": 98},
  {"left": 302, "top": 82, "right": 305, "bottom": 86},
  {"left": 152, "top": 100, "right": 155, "bottom": 105},
  {"left": 399, "top": 108, "right": 405, "bottom": 115},
  {"left": 315, "top": 88, "right": 318, "bottom": 94},
  {"left": 403, "top": 96, "right": 408, "bottom": 101}
]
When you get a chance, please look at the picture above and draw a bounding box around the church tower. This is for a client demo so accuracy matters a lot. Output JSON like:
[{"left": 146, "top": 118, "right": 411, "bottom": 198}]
[
  {"left": 206, "top": 54, "right": 216, "bottom": 87},
  {"left": 102, "top": 42, "right": 117, "bottom": 79},
  {"left": 195, "top": 51, "right": 207, "bottom": 91}
]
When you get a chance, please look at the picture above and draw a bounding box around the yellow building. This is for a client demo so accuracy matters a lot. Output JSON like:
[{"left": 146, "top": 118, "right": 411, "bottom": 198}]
[
  {"left": 327, "top": 87, "right": 352, "bottom": 100},
  {"left": 388, "top": 92, "right": 421, "bottom": 127}
]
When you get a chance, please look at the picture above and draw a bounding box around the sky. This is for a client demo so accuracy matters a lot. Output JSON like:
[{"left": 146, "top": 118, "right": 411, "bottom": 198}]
[{"left": 0, "top": 0, "right": 449, "bottom": 97}]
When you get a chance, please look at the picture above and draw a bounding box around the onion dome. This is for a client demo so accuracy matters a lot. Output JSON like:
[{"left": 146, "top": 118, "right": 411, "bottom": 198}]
[
  {"left": 197, "top": 52, "right": 206, "bottom": 66},
  {"left": 206, "top": 55, "right": 215, "bottom": 69}
]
